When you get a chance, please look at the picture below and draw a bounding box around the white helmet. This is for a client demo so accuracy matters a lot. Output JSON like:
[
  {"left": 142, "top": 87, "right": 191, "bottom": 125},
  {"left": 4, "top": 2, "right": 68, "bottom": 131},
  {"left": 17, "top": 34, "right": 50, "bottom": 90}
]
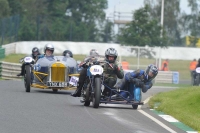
[
  {"left": 44, "top": 43, "right": 54, "bottom": 54},
  {"left": 90, "top": 49, "right": 99, "bottom": 56}
]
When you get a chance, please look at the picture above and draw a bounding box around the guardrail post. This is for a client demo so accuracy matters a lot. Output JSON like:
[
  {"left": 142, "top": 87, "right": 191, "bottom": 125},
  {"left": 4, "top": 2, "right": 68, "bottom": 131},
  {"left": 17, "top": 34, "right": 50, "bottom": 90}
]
[
  {"left": 0, "top": 61, "right": 21, "bottom": 80},
  {"left": 172, "top": 72, "right": 179, "bottom": 84},
  {"left": 0, "top": 47, "right": 5, "bottom": 59},
  {"left": 0, "top": 61, "right": 2, "bottom": 78}
]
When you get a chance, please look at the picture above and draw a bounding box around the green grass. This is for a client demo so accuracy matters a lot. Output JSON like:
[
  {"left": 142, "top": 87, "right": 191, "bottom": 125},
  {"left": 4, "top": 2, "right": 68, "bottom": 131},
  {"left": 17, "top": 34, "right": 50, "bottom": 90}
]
[
  {"left": 0, "top": 54, "right": 192, "bottom": 80},
  {"left": 0, "top": 54, "right": 87, "bottom": 64},
  {"left": 149, "top": 87, "right": 200, "bottom": 130},
  {"left": 154, "top": 83, "right": 191, "bottom": 87},
  {"left": 0, "top": 54, "right": 26, "bottom": 63}
]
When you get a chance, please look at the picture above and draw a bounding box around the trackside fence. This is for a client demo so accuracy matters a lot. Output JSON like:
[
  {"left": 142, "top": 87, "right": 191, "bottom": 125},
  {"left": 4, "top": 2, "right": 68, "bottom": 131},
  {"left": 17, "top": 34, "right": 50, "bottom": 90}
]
[
  {"left": 0, "top": 61, "right": 179, "bottom": 84},
  {"left": 155, "top": 71, "right": 179, "bottom": 84},
  {"left": 0, "top": 61, "right": 21, "bottom": 80}
]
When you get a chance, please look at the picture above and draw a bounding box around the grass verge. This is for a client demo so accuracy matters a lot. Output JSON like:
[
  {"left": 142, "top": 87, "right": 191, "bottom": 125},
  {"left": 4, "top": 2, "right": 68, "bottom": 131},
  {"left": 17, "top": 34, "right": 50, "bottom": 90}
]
[
  {"left": 0, "top": 54, "right": 86, "bottom": 64},
  {"left": 154, "top": 83, "right": 191, "bottom": 88},
  {"left": 0, "top": 54, "right": 26, "bottom": 63},
  {"left": 149, "top": 86, "right": 200, "bottom": 130}
]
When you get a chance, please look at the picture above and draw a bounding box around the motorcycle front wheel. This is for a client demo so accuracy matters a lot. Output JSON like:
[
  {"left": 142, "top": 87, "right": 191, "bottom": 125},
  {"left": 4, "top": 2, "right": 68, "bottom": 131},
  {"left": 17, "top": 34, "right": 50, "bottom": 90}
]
[
  {"left": 84, "top": 86, "right": 91, "bottom": 106},
  {"left": 92, "top": 77, "right": 101, "bottom": 108},
  {"left": 24, "top": 65, "right": 31, "bottom": 92}
]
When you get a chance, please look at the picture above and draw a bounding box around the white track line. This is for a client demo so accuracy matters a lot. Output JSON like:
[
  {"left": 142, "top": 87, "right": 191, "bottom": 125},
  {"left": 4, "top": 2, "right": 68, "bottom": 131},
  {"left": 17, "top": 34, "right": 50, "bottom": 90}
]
[{"left": 138, "top": 96, "right": 177, "bottom": 133}]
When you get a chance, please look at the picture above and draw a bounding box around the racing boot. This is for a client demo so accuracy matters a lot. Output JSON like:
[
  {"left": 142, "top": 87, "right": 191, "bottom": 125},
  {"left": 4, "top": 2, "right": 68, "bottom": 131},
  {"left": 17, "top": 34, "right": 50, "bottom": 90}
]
[
  {"left": 71, "top": 82, "right": 83, "bottom": 97},
  {"left": 71, "top": 88, "right": 81, "bottom": 97},
  {"left": 17, "top": 73, "right": 23, "bottom": 76}
]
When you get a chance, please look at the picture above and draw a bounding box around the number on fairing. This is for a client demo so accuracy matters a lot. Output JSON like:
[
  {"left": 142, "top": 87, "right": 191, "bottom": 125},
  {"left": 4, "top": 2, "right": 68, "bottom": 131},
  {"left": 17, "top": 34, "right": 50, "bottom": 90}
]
[
  {"left": 90, "top": 65, "right": 103, "bottom": 75},
  {"left": 24, "top": 57, "right": 33, "bottom": 63},
  {"left": 69, "top": 76, "right": 79, "bottom": 86},
  {"left": 196, "top": 67, "right": 200, "bottom": 73}
]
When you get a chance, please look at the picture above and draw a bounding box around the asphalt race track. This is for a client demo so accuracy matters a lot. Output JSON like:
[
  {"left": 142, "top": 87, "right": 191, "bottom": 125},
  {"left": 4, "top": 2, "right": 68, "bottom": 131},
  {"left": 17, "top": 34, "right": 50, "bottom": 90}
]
[{"left": 0, "top": 80, "right": 186, "bottom": 133}]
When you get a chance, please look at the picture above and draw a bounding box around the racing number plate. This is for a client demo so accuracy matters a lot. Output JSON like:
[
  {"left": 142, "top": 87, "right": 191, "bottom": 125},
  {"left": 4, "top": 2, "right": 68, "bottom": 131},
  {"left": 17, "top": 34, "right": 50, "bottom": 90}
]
[
  {"left": 47, "top": 82, "right": 68, "bottom": 87},
  {"left": 69, "top": 76, "right": 79, "bottom": 86}
]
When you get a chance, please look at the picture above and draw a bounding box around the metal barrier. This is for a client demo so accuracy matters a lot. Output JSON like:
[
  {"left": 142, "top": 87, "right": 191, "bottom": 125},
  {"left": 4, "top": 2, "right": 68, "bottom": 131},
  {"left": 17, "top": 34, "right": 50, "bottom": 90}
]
[
  {"left": 155, "top": 71, "right": 179, "bottom": 84},
  {"left": 0, "top": 61, "right": 179, "bottom": 83},
  {"left": 0, "top": 61, "right": 21, "bottom": 80}
]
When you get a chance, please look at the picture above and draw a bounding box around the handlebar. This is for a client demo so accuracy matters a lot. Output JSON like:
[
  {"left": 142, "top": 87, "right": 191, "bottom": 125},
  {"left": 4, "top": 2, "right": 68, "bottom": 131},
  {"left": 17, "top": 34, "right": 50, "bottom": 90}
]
[{"left": 79, "top": 60, "right": 114, "bottom": 69}]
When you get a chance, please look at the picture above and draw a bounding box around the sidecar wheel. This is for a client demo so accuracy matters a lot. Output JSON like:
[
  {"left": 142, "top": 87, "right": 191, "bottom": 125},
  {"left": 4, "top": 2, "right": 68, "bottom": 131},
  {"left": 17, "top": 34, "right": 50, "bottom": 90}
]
[
  {"left": 92, "top": 77, "right": 101, "bottom": 108},
  {"left": 53, "top": 89, "right": 58, "bottom": 92},
  {"left": 24, "top": 65, "right": 31, "bottom": 92},
  {"left": 132, "top": 104, "right": 138, "bottom": 109}
]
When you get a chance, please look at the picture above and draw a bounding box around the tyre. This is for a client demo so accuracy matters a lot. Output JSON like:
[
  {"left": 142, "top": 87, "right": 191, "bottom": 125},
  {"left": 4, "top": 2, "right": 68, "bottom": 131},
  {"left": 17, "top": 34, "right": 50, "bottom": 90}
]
[
  {"left": 84, "top": 87, "right": 90, "bottom": 106},
  {"left": 197, "top": 74, "right": 200, "bottom": 86},
  {"left": 24, "top": 65, "right": 31, "bottom": 92},
  {"left": 92, "top": 77, "right": 101, "bottom": 108},
  {"left": 132, "top": 105, "right": 138, "bottom": 109},
  {"left": 53, "top": 89, "right": 58, "bottom": 92}
]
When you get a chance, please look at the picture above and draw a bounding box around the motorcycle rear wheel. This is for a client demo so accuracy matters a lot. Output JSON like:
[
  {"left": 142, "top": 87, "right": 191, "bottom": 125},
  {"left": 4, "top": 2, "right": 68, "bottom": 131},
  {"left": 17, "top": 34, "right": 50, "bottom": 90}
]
[{"left": 132, "top": 104, "right": 138, "bottom": 109}]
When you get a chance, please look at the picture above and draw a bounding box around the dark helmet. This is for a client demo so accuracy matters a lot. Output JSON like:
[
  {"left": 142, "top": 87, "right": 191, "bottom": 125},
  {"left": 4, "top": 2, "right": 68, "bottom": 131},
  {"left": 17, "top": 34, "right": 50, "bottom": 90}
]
[
  {"left": 63, "top": 50, "right": 73, "bottom": 57},
  {"left": 105, "top": 48, "right": 118, "bottom": 63},
  {"left": 44, "top": 43, "right": 54, "bottom": 54},
  {"left": 144, "top": 64, "right": 158, "bottom": 81},
  {"left": 198, "top": 58, "right": 200, "bottom": 63},
  {"left": 90, "top": 49, "right": 99, "bottom": 56},
  {"left": 32, "top": 47, "right": 40, "bottom": 57}
]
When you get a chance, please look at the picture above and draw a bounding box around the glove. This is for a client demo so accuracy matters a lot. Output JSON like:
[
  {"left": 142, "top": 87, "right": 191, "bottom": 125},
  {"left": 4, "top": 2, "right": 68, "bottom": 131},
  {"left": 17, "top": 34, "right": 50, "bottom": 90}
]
[
  {"left": 38, "top": 54, "right": 44, "bottom": 59},
  {"left": 138, "top": 81, "right": 144, "bottom": 87},
  {"left": 113, "top": 64, "right": 120, "bottom": 71},
  {"left": 130, "top": 78, "right": 144, "bottom": 87},
  {"left": 34, "top": 64, "right": 41, "bottom": 71},
  {"left": 93, "top": 60, "right": 100, "bottom": 65},
  {"left": 130, "top": 78, "right": 141, "bottom": 84}
]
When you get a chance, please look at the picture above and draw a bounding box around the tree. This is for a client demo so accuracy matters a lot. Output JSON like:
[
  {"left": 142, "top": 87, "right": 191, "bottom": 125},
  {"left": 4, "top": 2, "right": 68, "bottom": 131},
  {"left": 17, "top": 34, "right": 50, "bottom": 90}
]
[
  {"left": 16, "top": 0, "right": 49, "bottom": 40},
  {"left": 18, "top": 16, "right": 36, "bottom": 41},
  {"left": 0, "top": 0, "right": 10, "bottom": 19},
  {"left": 7, "top": 0, "right": 22, "bottom": 15},
  {"left": 66, "top": 0, "right": 108, "bottom": 42},
  {"left": 144, "top": 0, "right": 182, "bottom": 46},
  {"left": 101, "top": 19, "right": 114, "bottom": 42},
  {"left": 181, "top": 0, "right": 200, "bottom": 47},
  {"left": 2, "top": 0, "right": 109, "bottom": 42},
  {"left": 118, "top": 5, "right": 168, "bottom": 47}
]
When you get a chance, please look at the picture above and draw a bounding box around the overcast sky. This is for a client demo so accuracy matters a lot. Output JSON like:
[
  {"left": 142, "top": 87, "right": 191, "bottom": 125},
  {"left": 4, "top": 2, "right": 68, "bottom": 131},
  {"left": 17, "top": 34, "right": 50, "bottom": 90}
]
[{"left": 105, "top": 0, "right": 191, "bottom": 20}]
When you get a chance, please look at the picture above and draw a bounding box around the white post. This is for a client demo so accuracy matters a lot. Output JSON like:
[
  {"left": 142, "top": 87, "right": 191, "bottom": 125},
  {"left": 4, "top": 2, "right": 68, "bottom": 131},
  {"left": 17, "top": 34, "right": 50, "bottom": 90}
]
[
  {"left": 160, "top": 0, "right": 164, "bottom": 37},
  {"left": 159, "top": 0, "right": 164, "bottom": 69},
  {"left": 159, "top": 47, "right": 162, "bottom": 69},
  {"left": 119, "top": 46, "right": 122, "bottom": 64},
  {"left": 137, "top": 47, "right": 140, "bottom": 69}
]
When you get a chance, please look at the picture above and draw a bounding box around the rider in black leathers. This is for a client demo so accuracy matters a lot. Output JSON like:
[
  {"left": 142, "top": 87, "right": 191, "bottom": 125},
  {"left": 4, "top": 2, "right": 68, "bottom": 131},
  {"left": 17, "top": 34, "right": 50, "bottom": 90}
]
[
  {"left": 17, "top": 47, "right": 41, "bottom": 76},
  {"left": 193, "top": 58, "right": 200, "bottom": 84},
  {"left": 196, "top": 58, "right": 200, "bottom": 68},
  {"left": 71, "top": 49, "right": 102, "bottom": 97}
]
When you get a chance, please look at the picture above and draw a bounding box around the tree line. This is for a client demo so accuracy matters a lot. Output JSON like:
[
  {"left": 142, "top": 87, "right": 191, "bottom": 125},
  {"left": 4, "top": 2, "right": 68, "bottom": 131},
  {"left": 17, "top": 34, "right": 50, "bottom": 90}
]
[{"left": 0, "top": 0, "right": 199, "bottom": 47}]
